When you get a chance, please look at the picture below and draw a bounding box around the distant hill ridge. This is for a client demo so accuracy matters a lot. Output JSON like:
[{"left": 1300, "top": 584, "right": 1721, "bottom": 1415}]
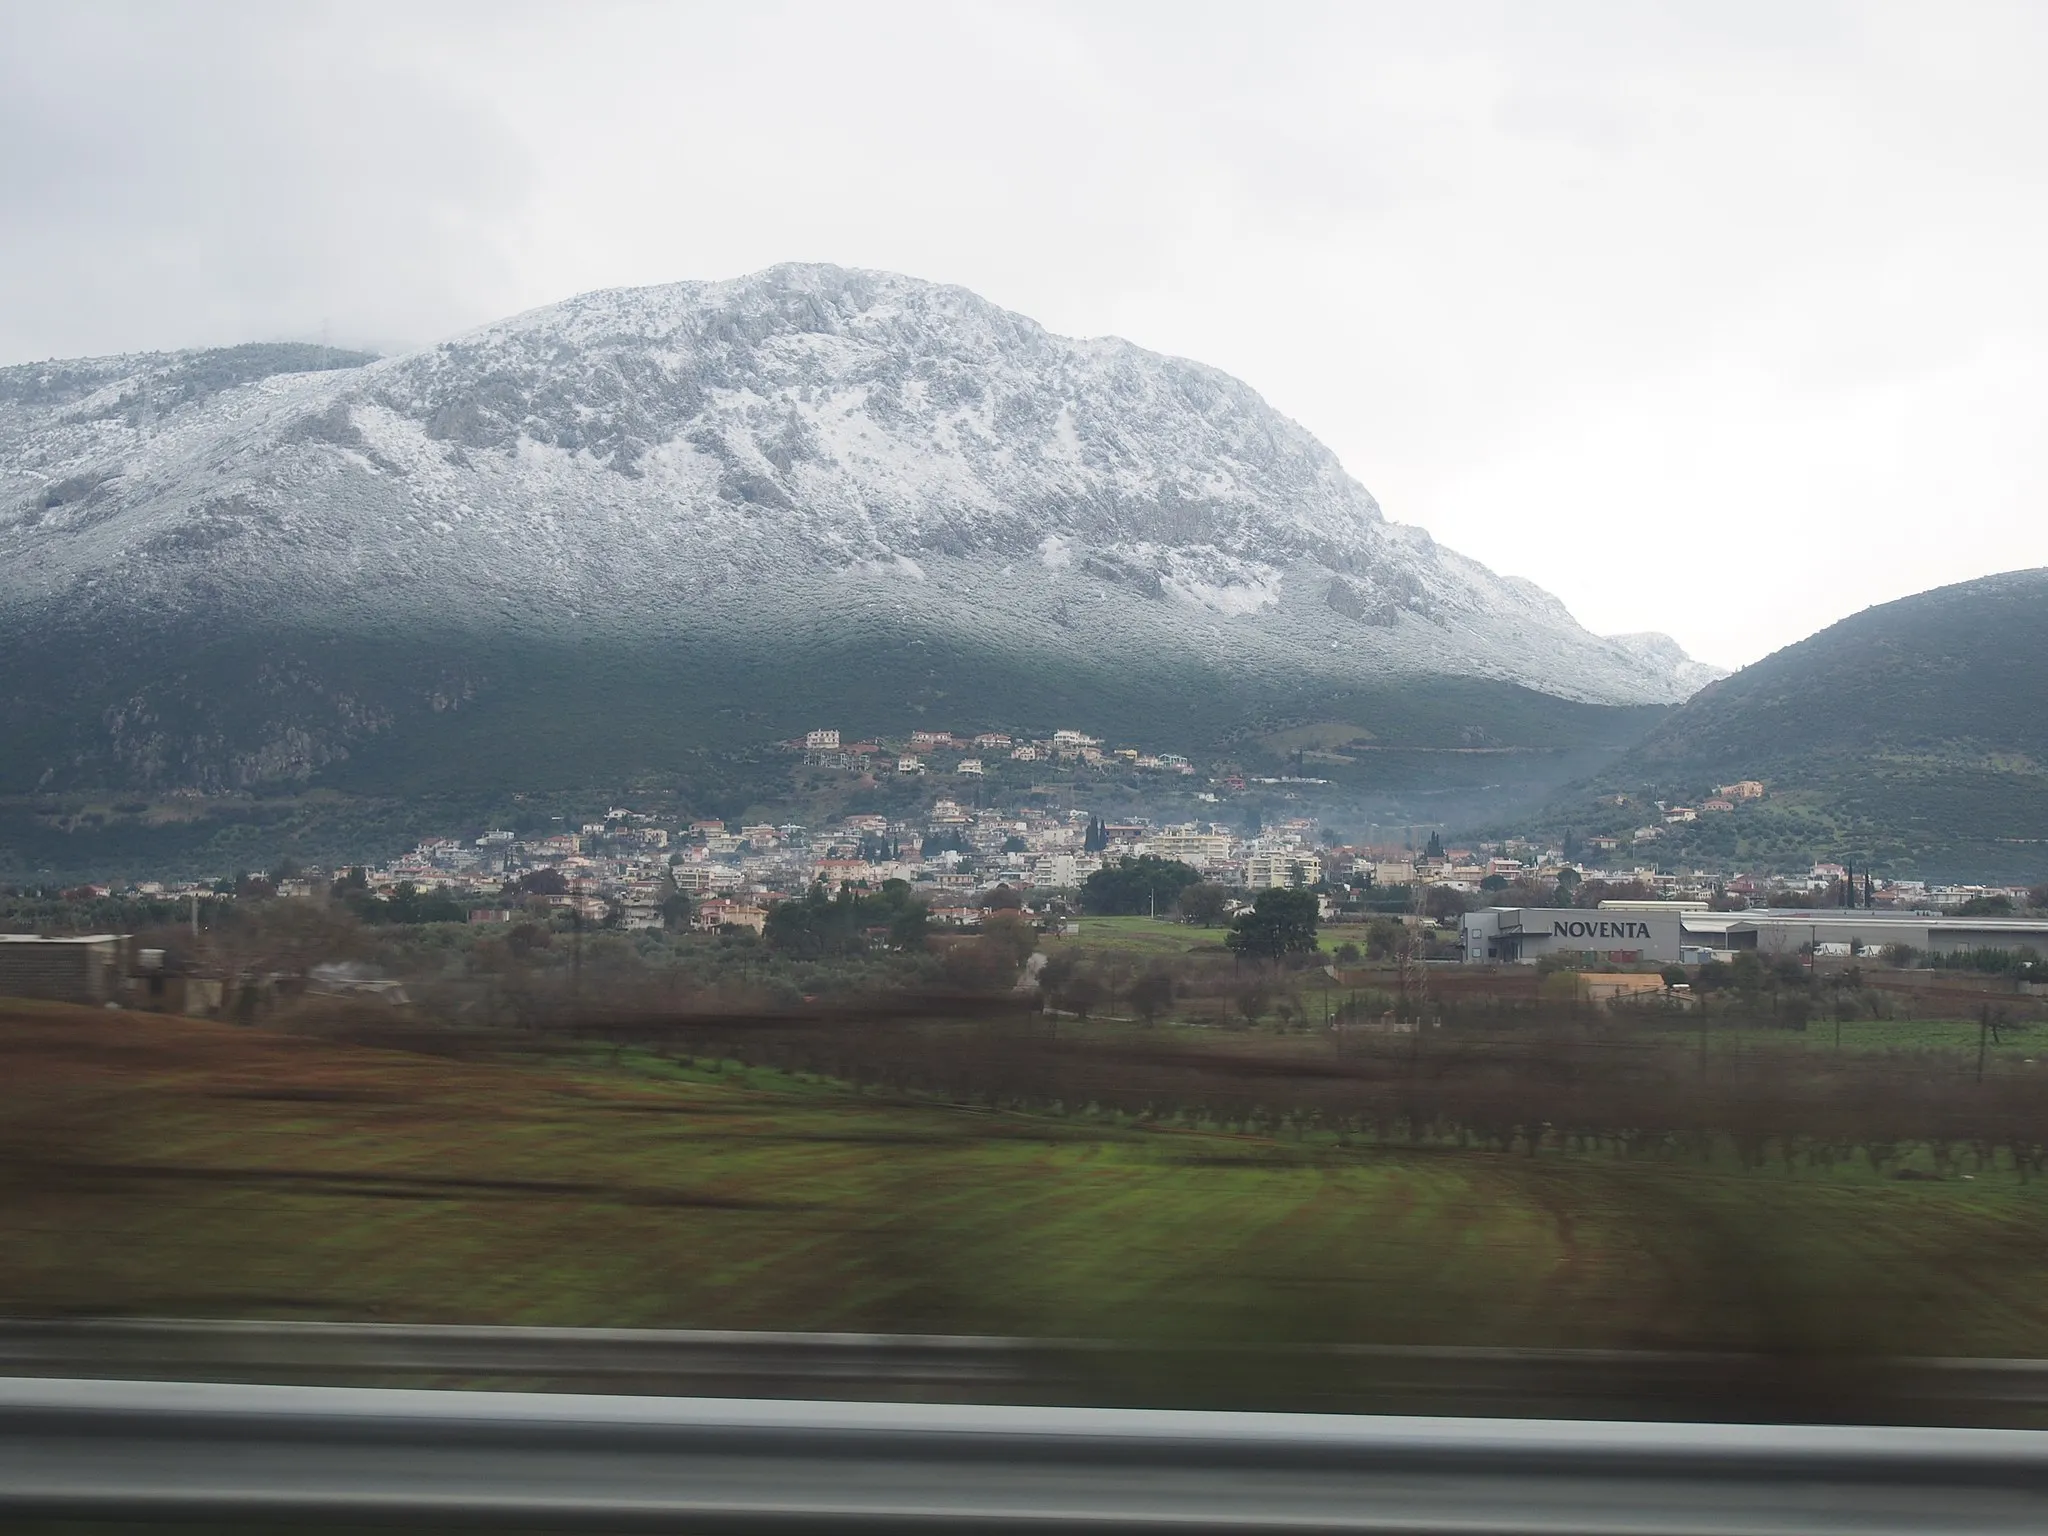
[{"left": 1545, "top": 569, "right": 2048, "bottom": 880}]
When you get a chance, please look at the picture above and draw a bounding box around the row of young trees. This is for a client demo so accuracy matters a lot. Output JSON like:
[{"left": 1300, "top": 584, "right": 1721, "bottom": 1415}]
[{"left": 611, "top": 1006, "right": 2048, "bottom": 1180}]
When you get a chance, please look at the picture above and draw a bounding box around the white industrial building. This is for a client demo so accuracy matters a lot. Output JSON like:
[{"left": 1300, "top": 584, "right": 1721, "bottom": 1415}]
[{"left": 1461, "top": 902, "right": 2048, "bottom": 966}]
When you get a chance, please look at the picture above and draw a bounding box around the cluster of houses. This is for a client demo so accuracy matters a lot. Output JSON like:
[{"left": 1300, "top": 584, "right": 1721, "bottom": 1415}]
[
  {"left": 794, "top": 727, "right": 1193, "bottom": 778},
  {"left": 1611, "top": 779, "right": 1769, "bottom": 843},
  {"left": 1390, "top": 830, "right": 2038, "bottom": 914},
  {"left": 47, "top": 775, "right": 2039, "bottom": 933},
  {"left": 99, "top": 806, "right": 1334, "bottom": 934}
]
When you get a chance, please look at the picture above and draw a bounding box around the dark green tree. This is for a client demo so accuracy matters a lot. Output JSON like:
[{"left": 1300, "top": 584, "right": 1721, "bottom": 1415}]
[
  {"left": 659, "top": 890, "right": 693, "bottom": 932},
  {"left": 1225, "top": 887, "right": 1321, "bottom": 964},
  {"left": 1126, "top": 965, "right": 1177, "bottom": 1025},
  {"left": 1365, "top": 915, "right": 1404, "bottom": 960},
  {"left": 1422, "top": 885, "right": 1472, "bottom": 923},
  {"left": 1175, "top": 881, "right": 1230, "bottom": 927},
  {"left": 359, "top": 881, "right": 466, "bottom": 925},
  {"left": 764, "top": 880, "right": 929, "bottom": 957},
  {"left": 1081, "top": 855, "right": 1201, "bottom": 916},
  {"left": 509, "top": 867, "right": 570, "bottom": 897}
]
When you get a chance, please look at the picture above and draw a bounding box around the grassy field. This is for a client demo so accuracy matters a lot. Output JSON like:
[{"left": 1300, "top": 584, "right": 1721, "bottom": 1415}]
[
  {"left": 1637, "top": 1013, "right": 2047, "bottom": 1056},
  {"left": 7, "top": 1000, "right": 2048, "bottom": 1362},
  {"left": 1063, "top": 914, "right": 1393, "bottom": 959},
  {"left": 1060, "top": 916, "right": 1229, "bottom": 957},
  {"left": 1053, "top": 920, "right": 2040, "bottom": 1057}
]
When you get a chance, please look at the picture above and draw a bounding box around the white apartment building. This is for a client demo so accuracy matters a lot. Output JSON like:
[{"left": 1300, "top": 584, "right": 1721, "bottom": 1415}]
[
  {"left": 1031, "top": 853, "right": 1079, "bottom": 888},
  {"left": 671, "top": 863, "right": 742, "bottom": 896},
  {"left": 1150, "top": 830, "right": 1235, "bottom": 869},
  {"left": 1244, "top": 851, "right": 1323, "bottom": 888}
]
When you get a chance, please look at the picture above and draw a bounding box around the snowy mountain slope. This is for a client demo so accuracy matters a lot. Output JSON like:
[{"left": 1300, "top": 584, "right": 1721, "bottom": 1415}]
[
  {"left": 0, "top": 264, "right": 1716, "bottom": 792},
  {"left": 1603, "top": 632, "right": 1726, "bottom": 699}
]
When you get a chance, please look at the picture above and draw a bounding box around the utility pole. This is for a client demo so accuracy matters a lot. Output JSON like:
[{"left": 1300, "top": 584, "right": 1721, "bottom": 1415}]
[{"left": 571, "top": 877, "right": 585, "bottom": 1014}]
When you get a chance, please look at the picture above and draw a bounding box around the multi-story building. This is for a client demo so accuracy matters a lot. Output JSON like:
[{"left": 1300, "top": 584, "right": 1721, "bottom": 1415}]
[
  {"left": 672, "top": 864, "right": 741, "bottom": 896},
  {"left": 1149, "top": 830, "right": 1235, "bottom": 869},
  {"left": 1244, "top": 851, "right": 1323, "bottom": 888}
]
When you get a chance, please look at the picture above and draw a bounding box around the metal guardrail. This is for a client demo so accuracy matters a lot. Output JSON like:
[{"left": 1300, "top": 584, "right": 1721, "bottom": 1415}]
[{"left": 1, "top": 1375, "right": 2045, "bottom": 1532}]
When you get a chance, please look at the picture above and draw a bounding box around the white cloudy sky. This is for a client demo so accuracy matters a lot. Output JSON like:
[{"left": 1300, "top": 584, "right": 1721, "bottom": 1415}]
[{"left": 4, "top": 0, "right": 2046, "bottom": 668}]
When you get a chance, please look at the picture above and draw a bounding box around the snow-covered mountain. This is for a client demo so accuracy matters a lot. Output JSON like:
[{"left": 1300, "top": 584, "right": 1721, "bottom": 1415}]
[
  {"left": 1603, "top": 632, "right": 1727, "bottom": 700},
  {"left": 0, "top": 264, "right": 1718, "bottom": 792}
]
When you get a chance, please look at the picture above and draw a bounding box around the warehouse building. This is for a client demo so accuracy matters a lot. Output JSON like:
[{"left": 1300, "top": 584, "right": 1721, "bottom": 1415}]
[
  {"left": 0, "top": 934, "right": 126, "bottom": 1005},
  {"left": 1461, "top": 904, "right": 2048, "bottom": 966},
  {"left": 1461, "top": 905, "right": 1691, "bottom": 965}
]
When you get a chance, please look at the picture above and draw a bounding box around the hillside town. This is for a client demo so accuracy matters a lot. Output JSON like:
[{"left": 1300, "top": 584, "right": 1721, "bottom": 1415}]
[{"left": 50, "top": 732, "right": 2041, "bottom": 936}]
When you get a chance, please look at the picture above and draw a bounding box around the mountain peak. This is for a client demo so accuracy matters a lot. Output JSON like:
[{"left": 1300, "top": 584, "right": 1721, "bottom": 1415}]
[{"left": 2, "top": 265, "right": 1714, "bottom": 799}]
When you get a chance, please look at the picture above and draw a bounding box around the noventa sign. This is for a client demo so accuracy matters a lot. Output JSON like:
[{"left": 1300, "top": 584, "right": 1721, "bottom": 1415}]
[{"left": 1548, "top": 918, "right": 1656, "bottom": 941}]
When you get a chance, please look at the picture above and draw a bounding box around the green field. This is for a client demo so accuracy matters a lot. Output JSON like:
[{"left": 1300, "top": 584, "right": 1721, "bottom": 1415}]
[
  {"left": 1062, "top": 914, "right": 1405, "bottom": 959},
  {"left": 1061, "top": 915, "right": 1231, "bottom": 957},
  {"left": 8, "top": 1000, "right": 2048, "bottom": 1364},
  {"left": 1638, "top": 1012, "right": 2046, "bottom": 1056}
]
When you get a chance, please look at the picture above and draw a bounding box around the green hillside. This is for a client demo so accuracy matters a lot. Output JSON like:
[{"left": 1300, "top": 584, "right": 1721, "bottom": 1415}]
[
  {"left": 0, "top": 615, "right": 1666, "bottom": 880},
  {"left": 1532, "top": 569, "right": 2048, "bottom": 880}
]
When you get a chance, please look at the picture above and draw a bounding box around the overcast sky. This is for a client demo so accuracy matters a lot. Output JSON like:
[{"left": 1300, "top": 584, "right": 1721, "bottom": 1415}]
[{"left": 5, "top": 0, "right": 2045, "bottom": 668}]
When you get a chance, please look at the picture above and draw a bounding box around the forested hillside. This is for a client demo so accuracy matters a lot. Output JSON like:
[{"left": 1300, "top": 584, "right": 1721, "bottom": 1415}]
[{"left": 1535, "top": 570, "right": 2048, "bottom": 879}]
